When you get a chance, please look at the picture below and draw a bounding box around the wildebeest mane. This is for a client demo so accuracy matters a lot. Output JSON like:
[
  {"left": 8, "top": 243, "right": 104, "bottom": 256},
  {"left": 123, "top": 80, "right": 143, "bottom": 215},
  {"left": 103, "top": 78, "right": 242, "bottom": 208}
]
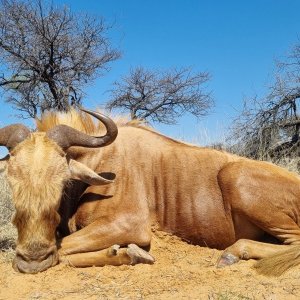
[
  {"left": 35, "top": 109, "right": 197, "bottom": 148},
  {"left": 36, "top": 109, "right": 150, "bottom": 134}
]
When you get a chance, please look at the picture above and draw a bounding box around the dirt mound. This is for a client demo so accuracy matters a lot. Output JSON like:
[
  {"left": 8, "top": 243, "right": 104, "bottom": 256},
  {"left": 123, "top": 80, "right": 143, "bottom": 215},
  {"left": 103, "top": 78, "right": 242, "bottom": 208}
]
[{"left": 1, "top": 230, "right": 300, "bottom": 300}]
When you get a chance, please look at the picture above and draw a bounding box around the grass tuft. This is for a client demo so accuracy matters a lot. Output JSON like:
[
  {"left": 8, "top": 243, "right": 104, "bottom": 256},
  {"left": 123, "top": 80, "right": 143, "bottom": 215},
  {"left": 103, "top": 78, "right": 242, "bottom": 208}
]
[{"left": 0, "top": 164, "right": 16, "bottom": 252}]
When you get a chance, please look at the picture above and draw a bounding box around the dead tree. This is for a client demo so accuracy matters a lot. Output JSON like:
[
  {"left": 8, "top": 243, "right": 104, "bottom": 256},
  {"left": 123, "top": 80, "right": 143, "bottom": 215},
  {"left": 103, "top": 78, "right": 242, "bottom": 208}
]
[
  {"left": 106, "top": 67, "right": 213, "bottom": 125},
  {"left": 230, "top": 41, "right": 300, "bottom": 160},
  {"left": 0, "top": 0, "right": 120, "bottom": 118}
]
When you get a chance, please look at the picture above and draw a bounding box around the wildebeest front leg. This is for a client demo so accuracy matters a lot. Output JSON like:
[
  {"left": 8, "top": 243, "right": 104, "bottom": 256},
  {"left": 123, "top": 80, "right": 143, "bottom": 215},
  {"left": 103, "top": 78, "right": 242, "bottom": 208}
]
[
  {"left": 60, "top": 244, "right": 154, "bottom": 267},
  {"left": 60, "top": 219, "right": 151, "bottom": 254},
  {"left": 58, "top": 215, "right": 153, "bottom": 267}
]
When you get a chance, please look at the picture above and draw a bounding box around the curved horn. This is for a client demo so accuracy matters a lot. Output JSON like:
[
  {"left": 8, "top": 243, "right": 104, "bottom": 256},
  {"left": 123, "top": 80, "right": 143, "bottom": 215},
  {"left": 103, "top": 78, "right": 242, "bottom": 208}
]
[
  {"left": 46, "top": 108, "right": 118, "bottom": 150},
  {"left": 0, "top": 124, "right": 30, "bottom": 150}
]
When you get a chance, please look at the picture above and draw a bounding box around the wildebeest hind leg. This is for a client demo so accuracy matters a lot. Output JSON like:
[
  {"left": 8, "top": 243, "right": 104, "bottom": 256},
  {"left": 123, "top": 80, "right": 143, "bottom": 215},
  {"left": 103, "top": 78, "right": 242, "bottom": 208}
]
[
  {"left": 217, "top": 162, "right": 300, "bottom": 267},
  {"left": 217, "top": 240, "right": 290, "bottom": 267},
  {"left": 216, "top": 209, "right": 300, "bottom": 267}
]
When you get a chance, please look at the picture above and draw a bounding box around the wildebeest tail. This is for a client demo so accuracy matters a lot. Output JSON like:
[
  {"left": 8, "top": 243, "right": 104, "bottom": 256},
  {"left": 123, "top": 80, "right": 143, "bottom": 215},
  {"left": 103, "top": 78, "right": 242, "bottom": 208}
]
[{"left": 254, "top": 245, "right": 300, "bottom": 276}]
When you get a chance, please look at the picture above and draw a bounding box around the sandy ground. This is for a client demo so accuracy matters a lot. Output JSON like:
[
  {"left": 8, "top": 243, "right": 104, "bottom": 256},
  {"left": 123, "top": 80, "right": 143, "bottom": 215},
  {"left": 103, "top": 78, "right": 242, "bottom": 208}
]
[{"left": 1, "top": 231, "right": 300, "bottom": 300}]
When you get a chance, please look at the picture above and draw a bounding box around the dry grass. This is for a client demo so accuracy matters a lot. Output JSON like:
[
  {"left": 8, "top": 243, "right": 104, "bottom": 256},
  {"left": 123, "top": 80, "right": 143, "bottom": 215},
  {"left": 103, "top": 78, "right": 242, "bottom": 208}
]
[
  {"left": 208, "top": 291, "right": 252, "bottom": 300},
  {"left": 0, "top": 161, "right": 16, "bottom": 252},
  {"left": 274, "top": 157, "right": 300, "bottom": 174}
]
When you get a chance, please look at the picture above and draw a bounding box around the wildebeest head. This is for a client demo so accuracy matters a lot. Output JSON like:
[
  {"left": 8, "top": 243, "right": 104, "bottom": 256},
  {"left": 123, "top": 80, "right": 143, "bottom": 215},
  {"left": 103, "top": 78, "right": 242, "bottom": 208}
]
[{"left": 0, "top": 109, "right": 118, "bottom": 273}]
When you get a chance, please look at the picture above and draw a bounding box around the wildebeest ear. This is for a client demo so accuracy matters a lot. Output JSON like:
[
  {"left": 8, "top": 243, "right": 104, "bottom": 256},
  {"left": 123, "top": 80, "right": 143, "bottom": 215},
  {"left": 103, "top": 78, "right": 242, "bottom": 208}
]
[{"left": 68, "top": 159, "right": 114, "bottom": 185}]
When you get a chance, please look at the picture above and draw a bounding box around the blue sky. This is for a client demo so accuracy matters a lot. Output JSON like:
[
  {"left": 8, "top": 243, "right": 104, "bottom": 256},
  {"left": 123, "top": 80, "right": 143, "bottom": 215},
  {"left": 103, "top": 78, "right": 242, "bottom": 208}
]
[{"left": 1, "top": 0, "right": 300, "bottom": 146}]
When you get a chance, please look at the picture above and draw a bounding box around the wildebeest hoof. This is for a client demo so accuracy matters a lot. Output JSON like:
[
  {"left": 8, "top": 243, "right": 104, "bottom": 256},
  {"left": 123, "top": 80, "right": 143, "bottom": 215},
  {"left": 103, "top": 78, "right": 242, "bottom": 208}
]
[
  {"left": 107, "top": 244, "right": 120, "bottom": 257},
  {"left": 127, "top": 244, "right": 155, "bottom": 265},
  {"left": 217, "top": 252, "right": 239, "bottom": 268},
  {"left": 58, "top": 255, "right": 74, "bottom": 267}
]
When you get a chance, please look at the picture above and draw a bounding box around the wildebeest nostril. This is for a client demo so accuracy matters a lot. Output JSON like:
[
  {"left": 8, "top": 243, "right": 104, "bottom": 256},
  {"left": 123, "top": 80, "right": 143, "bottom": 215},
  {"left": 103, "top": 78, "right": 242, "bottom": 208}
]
[{"left": 15, "top": 250, "right": 30, "bottom": 262}]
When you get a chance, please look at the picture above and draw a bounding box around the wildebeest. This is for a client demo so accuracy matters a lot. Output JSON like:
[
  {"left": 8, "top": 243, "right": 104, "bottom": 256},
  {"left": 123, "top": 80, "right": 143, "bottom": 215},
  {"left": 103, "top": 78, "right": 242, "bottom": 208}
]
[{"left": 0, "top": 108, "right": 299, "bottom": 275}]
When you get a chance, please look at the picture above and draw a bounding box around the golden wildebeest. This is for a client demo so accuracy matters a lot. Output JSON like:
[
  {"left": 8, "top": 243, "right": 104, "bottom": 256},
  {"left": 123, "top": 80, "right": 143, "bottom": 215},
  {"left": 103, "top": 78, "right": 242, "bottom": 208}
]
[{"left": 0, "top": 108, "right": 299, "bottom": 275}]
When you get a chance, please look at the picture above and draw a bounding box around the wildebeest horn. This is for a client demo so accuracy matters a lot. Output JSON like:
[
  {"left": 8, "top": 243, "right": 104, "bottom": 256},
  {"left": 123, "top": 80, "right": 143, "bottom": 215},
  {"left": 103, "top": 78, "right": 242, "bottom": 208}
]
[
  {"left": 0, "top": 124, "right": 30, "bottom": 150},
  {"left": 46, "top": 108, "right": 118, "bottom": 150}
]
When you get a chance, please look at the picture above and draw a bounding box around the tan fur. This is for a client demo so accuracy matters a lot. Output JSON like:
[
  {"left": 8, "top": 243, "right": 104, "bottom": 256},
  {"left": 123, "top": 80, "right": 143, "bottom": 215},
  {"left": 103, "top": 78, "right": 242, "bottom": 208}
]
[
  {"left": 9, "top": 134, "right": 68, "bottom": 208},
  {"left": 7, "top": 133, "right": 70, "bottom": 272},
  {"left": 6, "top": 109, "right": 300, "bottom": 274}
]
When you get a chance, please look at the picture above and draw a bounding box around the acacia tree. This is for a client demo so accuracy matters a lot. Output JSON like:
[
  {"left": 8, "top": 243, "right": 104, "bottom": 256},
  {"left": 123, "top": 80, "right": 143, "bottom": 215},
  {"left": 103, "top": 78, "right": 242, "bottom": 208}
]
[
  {"left": 0, "top": 0, "right": 120, "bottom": 118},
  {"left": 106, "top": 67, "right": 213, "bottom": 124},
  {"left": 230, "top": 41, "right": 300, "bottom": 160}
]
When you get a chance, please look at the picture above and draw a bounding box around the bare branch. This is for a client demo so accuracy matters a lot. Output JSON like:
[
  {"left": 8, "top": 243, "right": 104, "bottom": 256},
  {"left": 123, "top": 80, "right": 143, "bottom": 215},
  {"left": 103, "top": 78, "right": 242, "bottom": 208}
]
[
  {"left": 229, "top": 40, "right": 300, "bottom": 161},
  {"left": 106, "top": 67, "right": 213, "bottom": 125},
  {"left": 0, "top": 0, "right": 120, "bottom": 118}
]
